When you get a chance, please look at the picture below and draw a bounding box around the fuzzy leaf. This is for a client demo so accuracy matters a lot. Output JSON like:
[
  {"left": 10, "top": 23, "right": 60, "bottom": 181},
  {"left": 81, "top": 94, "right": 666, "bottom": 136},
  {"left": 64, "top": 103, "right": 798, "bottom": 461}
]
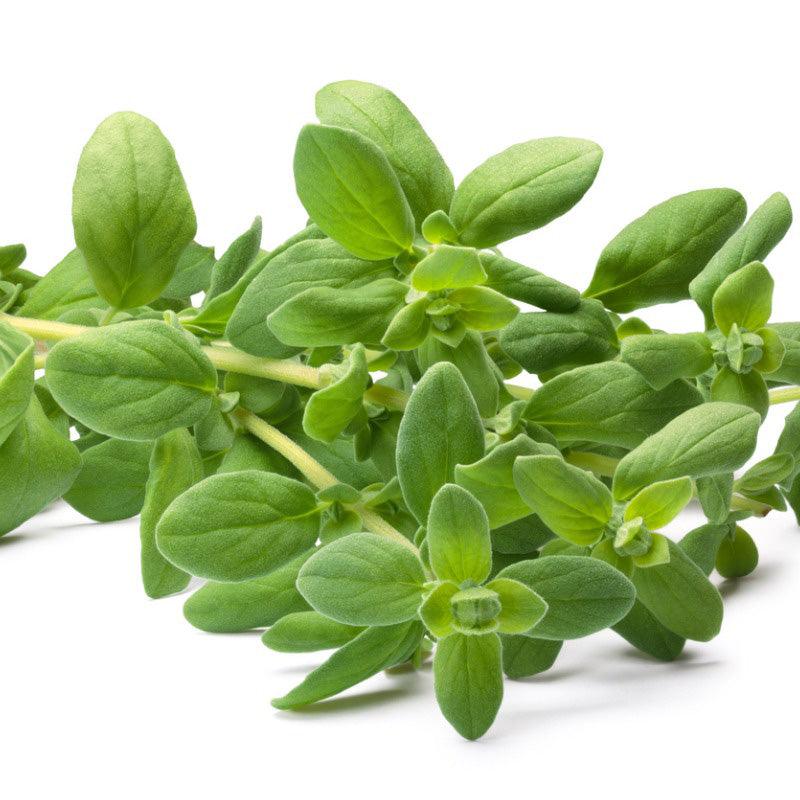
[
  {"left": 0, "top": 321, "right": 34, "bottom": 446},
  {"left": 262, "top": 611, "right": 363, "bottom": 653},
  {"left": 712, "top": 261, "right": 773, "bottom": 335},
  {"left": 619, "top": 332, "right": 714, "bottom": 390}
]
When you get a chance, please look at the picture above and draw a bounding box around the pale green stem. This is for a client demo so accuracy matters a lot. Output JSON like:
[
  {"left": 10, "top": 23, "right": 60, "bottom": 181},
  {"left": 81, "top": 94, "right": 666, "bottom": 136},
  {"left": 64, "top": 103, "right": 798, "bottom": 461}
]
[
  {"left": 33, "top": 353, "right": 47, "bottom": 370},
  {"left": 233, "top": 407, "right": 418, "bottom": 553},
  {"left": 768, "top": 386, "right": 800, "bottom": 405}
]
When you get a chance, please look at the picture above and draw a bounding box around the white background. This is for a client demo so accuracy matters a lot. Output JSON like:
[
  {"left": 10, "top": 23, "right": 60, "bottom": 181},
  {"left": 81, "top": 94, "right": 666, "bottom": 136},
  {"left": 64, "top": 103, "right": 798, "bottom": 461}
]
[{"left": 2, "top": 1, "right": 799, "bottom": 796}]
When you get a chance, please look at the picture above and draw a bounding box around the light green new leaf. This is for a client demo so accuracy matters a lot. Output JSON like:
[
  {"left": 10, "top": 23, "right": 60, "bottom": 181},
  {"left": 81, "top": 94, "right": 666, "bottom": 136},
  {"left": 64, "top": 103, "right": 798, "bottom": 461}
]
[
  {"left": 268, "top": 278, "right": 407, "bottom": 347},
  {"left": 712, "top": 261, "right": 773, "bottom": 335},
  {"left": 449, "top": 286, "right": 518, "bottom": 331},
  {"left": 0, "top": 321, "right": 34, "bottom": 446},
  {"left": 297, "top": 532, "right": 425, "bottom": 626},
  {"left": 487, "top": 578, "right": 548, "bottom": 635},
  {"left": 411, "top": 245, "right": 486, "bottom": 291},
  {"left": 690, "top": 192, "right": 792, "bottom": 327},
  {"left": 497, "top": 556, "right": 636, "bottom": 640},
  {"left": 754, "top": 327, "right": 785, "bottom": 374},
  {"left": 500, "top": 635, "right": 563, "bottom": 678},
  {"left": 619, "top": 332, "right": 714, "bottom": 390},
  {"left": 584, "top": 188, "right": 746, "bottom": 312},
  {"left": 633, "top": 539, "right": 723, "bottom": 641},
  {"left": 183, "top": 550, "right": 313, "bottom": 632},
  {"left": 156, "top": 470, "right": 320, "bottom": 582},
  {"left": 272, "top": 620, "right": 422, "bottom": 710},
  {"left": 64, "top": 437, "right": 152, "bottom": 522},
  {"left": 303, "top": 345, "right": 368, "bottom": 443},
  {"left": 450, "top": 137, "right": 602, "bottom": 248},
  {"left": 46, "top": 320, "right": 216, "bottom": 441},
  {"left": 709, "top": 367, "right": 769, "bottom": 420},
  {"left": 73, "top": 112, "right": 196, "bottom": 308},
  {"left": 262, "top": 611, "right": 363, "bottom": 653},
  {"left": 427, "top": 484, "right": 492, "bottom": 584},
  {"left": 613, "top": 402, "right": 760, "bottom": 500},
  {"left": 139, "top": 429, "right": 204, "bottom": 598},
  {"left": 316, "top": 80, "right": 454, "bottom": 223},
  {"left": 382, "top": 297, "right": 431, "bottom": 351},
  {"left": 419, "top": 581, "right": 459, "bottom": 638},
  {"left": 0, "top": 398, "right": 82, "bottom": 537},
  {"left": 396, "top": 362, "right": 484, "bottom": 523},
  {"left": 632, "top": 532, "right": 671, "bottom": 569},
  {"left": 294, "top": 124, "right": 414, "bottom": 260},
  {"left": 695, "top": 473, "right": 734, "bottom": 524},
  {"left": 434, "top": 632, "right": 503, "bottom": 740},
  {"left": 624, "top": 477, "right": 693, "bottom": 529},
  {"left": 513, "top": 455, "right": 612, "bottom": 546}
]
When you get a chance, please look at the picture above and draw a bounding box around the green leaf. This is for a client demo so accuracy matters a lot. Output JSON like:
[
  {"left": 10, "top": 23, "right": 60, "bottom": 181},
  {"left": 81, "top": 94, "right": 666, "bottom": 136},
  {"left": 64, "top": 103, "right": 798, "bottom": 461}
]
[
  {"left": 182, "top": 550, "right": 313, "bottom": 632},
  {"left": 156, "top": 470, "right": 320, "bottom": 582},
  {"left": 205, "top": 217, "right": 262, "bottom": 301},
  {"left": 455, "top": 434, "right": 559, "bottom": 529},
  {"left": 624, "top": 477, "right": 693, "bottom": 530},
  {"left": 499, "top": 299, "right": 618, "bottom": 375},
  {"left": 411, "top": 245, "right": 486, "bottom": 291},
  {"left": 449, "top": 286, "right": 519, "bottom": 331},
  {"left": 496, "top": 556, "right": 636, "bottom": 640},
  {"left": 0, "top": 243, "right": 26, "bottom": 276},
  {"left": 500, "top": 636, "right": 563, "bottom": 678},
  {"left": 735, "top": 453, "right": 794, "bottom": 494},
  {"left": 709, "top": 366, "right": 769, "bottom": 420},
  {"left": 695, "top": 473, "right": 734, "bottom": 524},
  {"left": 297, "top": 532, "right": 425, "bottom": 626},
  {"left": 64, "top": 437, "right": 152, "bottom": 522},
  {"left": 491, "top": 515, "right": 555, "bottom": 554},
  {"left": 632, "top": 532, "right": 671, "bottom": 569},
  {"left": 0, "top": 321, "right": 34, "bottom": 446},
  {"left": 73, "top": 112, "right": 196, "bottom": 308},
  {"left": 382, "top": 297, "right": 431, "bottom": 351},
  {"left": 419, "top": 581, "right": 459, "bottom": 638},
  {"left": 690, "top": 192, "right": 793, "bottom": 327},
  {"left": 396, "top": 362, "right": 484, "bottom": 523},
  {"left": 16, "top": 249, "right": 108, "bottom": 320},
  {"left": 268, "top": 278, "right": 407, "bottom": 348},
  {"left": 774, "top": 402, "right": 800, "bottom": 489},
  {"left": 294, "top": 124, "right": 414, "bottom": 260},
  {"left": 303, "top": 345, "right": 368, "bottom": 443},
  {"left": 427, "top": 484, "right": 492, "bottom": 584},
  {"left": 613, "top": 402, "right": 760, "bottom": 501},
  {"left": 584, "top": 188, "right": 746, "bottom": 312},
  {"left": 227, "top": 237, "right": 392, "bottom": 358},
  {"left": 272, "top": 620, "right": 422, "bottom": 710},
  {"left": 486, "top": 577, "right": 548, "bottom": 635},
  {"left": 612, "top": 600, "right": 685, "bottom": 662},
  {"left": 513, "top": 455, "right": 612, "bottom": 546},
  {"left": 479, "top": 252, "right": 581, "bottom": 312},
  {"left": 316, "top": 80, "right": 454, "bottom": 223},
  {"left": 619, "top": 332, "right": 714, "bottom": 390},
  {"left": 450, "top": 137, "right": 602, "bottom": 248},
  {"left": 632, "top": 539, "right": 723, "bottom": 641},
  {"left": 712, "top": 261, "right": 773, "bottom": 335},
  {"left": 434, "top": 632, "right": 503, "bottom": 740},
  {"left": 139, "top": 429, "right": 204, "bottom": 598},
  {"left": 262, "top": 611, "right": 363, "bottom": 653},
  {"left": 162, "top": 242, "right": 215, "bottom": 300},
  {"left": 0, "top": 397, "right": 82, "bottom": 537},
  {"left": 524, "top": 362, "right": 703, "bottom": 449},
  {"left": 753, "top": 327, "right": 785, "bottom": 374},
  {"left": 421, "top": 210, "right": 458, "bottom": 244},
  {"left": 715, "top": 526, "right": 758, "bottom": 578},
  {"left": 45, "top": 320, "right": 216, "bottom": 441}
]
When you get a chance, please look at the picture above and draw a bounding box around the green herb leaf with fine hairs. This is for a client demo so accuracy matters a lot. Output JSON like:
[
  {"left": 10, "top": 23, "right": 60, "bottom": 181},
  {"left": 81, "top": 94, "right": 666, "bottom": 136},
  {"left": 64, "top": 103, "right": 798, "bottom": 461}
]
[
  {"left": 72, "top": 112, "right": 196, "bottom": 308},
  {"left": 449, "top": 286, "right": 519, "bottom": 331},
  {"left": 695, "top": 474, "right": 734, "bottom": 524},
  {"left": 45, "top": 320, "right": 217, "bottom": 441},
  {"left": 0, "top": 243, "right": 26, "bottom": 276},
  {"left": 716, "top": 526, "right": 758, "bottom": 578},
  {"left": 709, "top": 367, "right": 769, "bottom": 420},
  {"left": 0, "top": 321, "right": 34, "bottom": 446},
  {"left": 162, "top": 242, "right": 215, "bottom": 300},
  {"left": 612, "top": 600, "right": 686, "bottom": 662},
  {"left": 411, "top": 245, "right": 486, "bottom": 291},
  {"left": 156, "top": 470, "right": 320, "bottom": 582},
  {"left": 262, "top": 611, "right": 363, "bottom": 653},
  {"left": 712, "top": 261, "right": 773, "bottom": 335},
  {"left": 624, "top": 477, "right": 693, "bottom": 530},
  {"left": 205, "top": 217, "right": 262, "bottom": 301},
  {"left": 297, "top": 532, "right": 425, "bottom": 626},
  {"left": 487, "top": 577, "right": 548, "bottom": 635},
  {"left": 735, "top": 453, "right": 794, "bottom": 494},
  {"left": 619, "top": 332, "right": 714, "bottom": 390},
  {"left": 500, "top": 635, "right": 563, "bottom": 678}
]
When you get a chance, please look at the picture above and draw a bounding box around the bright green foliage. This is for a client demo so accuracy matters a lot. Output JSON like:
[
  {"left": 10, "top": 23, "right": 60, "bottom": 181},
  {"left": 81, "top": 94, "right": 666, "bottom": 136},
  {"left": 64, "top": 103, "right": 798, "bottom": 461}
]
[
  {"left": 411, "top": 245, "right": 486, "bottom": 291},
  {"left": 0, "top": 321, "right": 34, "bottom": 445},
  {"left": 501, "top": 636, "right": 563, "bottom": 678},
  {"left": 624, "top": 477, "right": 693, "bottom": 529},
  {"left": 712, "top": 261, "right": 773, "bottom": 336},
  {"left": 0, "top": 243, "right": 26, "bottom": 275},
  {"left": 73, "top": 112, "right": 196, "bottom": 309},
  {"left": 45, "top": 320, "right": 217, "bottom": 441},
  {"left": 262, "top": 611, "right": 363, "bottom": 653},
  {"left": 620, "top": 332, "right": 714, "bottom": 390},
  {"left": 162, "top": 242, "right": 215, "bottom": 301}
]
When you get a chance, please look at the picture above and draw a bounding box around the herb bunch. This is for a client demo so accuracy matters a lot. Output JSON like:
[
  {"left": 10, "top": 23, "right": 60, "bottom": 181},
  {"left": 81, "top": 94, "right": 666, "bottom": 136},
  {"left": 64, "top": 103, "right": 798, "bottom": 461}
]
[{"left": 1, "top": 80, "right": 797, "bottom": 740}]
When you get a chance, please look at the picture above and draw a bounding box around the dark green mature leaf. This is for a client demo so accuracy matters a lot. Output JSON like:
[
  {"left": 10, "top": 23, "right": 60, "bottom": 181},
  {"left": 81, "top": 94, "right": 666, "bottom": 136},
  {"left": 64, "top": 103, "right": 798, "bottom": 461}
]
[
  {"left": 716, "top": 526, "right": 758, "bottom": 578},
  {"left": 139, "top": 429, "right": 204, "bottom": 598},
  {"left": 690, "top": 193, "right": 793, "bottom": 327},
  {"left": 297, "top": 532, "right": 425, "bottom": 626},
  {"left": 612, "top": 601, "right": 686, "bottom": 662},
  {"left": 709, "top": 367, "right": 769, "bottom": 420},
  {"left": 619, "top": 332, "right": 714, "bottom": 390},
  {"left": 480, "top": 252, "right": 581, "bottom": 312},
  {"left": 434, "top": 632, "right": 503, "bottom": 740},
  {"left": 294, "top": 124, "right": 415, "bottom": 260},
  {"left": 272, "top": 620, "right": 423, "bottom": 710},
  {"left": 16, "top": 249, "right": 107, "bottom": 320},
  {"left": 695, "top": 474, "right": 734, "bottom": 524},
  {"left": 156, "top": 470, "right": 320, "bottom": 582},
  {"left": 632, "top": 539, "right": 723, "bottom": 641},
  {"left": 497, "top": 556, "right": 636, "bottom": 640},
  {"left": 0, "top": 398, "right": 82, "bottom": 537},
  {"left": 268, "top": 278, "right": 407, "bottom": 347},
  {"left": 73, "top": 112, "right": 196, "bottom": 309},
  {"left": 227, "top": 237, "right": 394, "bottom": 357},
  {"left": 500, "top": 635, "right": 563, "bottom": 678},
  {"left": 450, "top": 137, "right": 602, "bottom": 248},
  {"left": 64, "top": 438, "right": 152, "bottom": 521},
  {"left": 396, "top": 362, "right": 485, "bottom": 523},
  {"left": 499, "top": 299, "right": 618, "bottom": 375},
  {"left": 0, "top": 321, "right": 34, "bottom": 446},
  {"left": 613, "top": 402, "right": 760, "bottom": 500},
  {"left": 491, "top": 515, "right": 555, "bottom": 554},
  {"left": 316, "top": 80, "right": 454, "bottom": 223},
  {"left": 46, "top": 320, "right": 217, "bottom": 441},
  {"left": 524, "top": 361, "right": 703, "bottom": 449},
  {"left": 262, "top": 611, "right": 363, "bottom": 653},
  {"left": 584, "top": 189, "right": 747, "bottom": 312},
  {"left": 183, "top": 550, "right": 313, "bottom": 632}
]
